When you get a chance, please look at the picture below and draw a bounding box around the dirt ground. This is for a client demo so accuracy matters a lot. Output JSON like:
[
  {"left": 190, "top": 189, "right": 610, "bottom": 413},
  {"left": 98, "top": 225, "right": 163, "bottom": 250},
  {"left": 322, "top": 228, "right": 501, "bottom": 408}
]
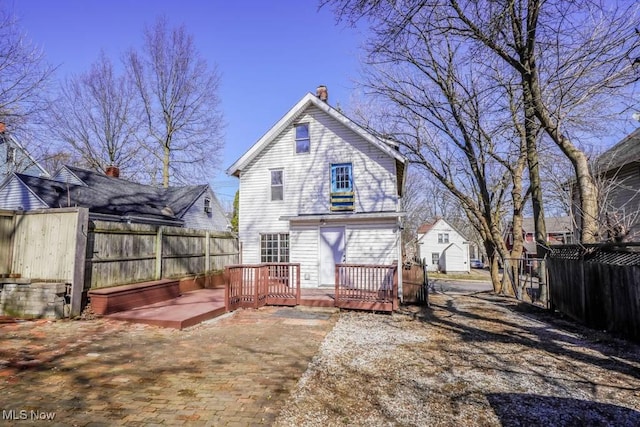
[
  {"left": 275, "top": 292, "right": 640, "bottom": 426},
  {"left": 1, "top": 291, "right": 639, "bottom": 426}
]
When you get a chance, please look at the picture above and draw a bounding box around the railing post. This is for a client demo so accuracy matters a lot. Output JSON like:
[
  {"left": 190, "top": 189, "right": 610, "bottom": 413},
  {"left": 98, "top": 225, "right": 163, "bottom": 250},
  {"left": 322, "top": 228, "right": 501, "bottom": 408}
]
[
  {"left": 224, "top": 266, "right": 230, "bottom": 312},
  {"left": 296, "top": 263, "right": 301, "bottom": 305},
  {"left": 335, "top": 265, "right": 340, "bottom": 308},
  {"left": 205, "top": 231, "right": 211, "bottom": 272}
]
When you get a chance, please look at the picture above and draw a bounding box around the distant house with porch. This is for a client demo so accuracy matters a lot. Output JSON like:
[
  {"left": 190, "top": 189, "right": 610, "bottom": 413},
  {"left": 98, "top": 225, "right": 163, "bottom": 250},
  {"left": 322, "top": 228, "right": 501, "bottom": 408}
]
[
  {"left": 417, "top": 218, "right": 470, "bottom": 273},
  {"left": 0, "top": 125, "right": 49, "bottom": 180},
  {"left": 226, "top": 87, "right": 406, "bottom": 289},
  {"left": 0, "top": 165, "right": 229, "bottom": 231}
]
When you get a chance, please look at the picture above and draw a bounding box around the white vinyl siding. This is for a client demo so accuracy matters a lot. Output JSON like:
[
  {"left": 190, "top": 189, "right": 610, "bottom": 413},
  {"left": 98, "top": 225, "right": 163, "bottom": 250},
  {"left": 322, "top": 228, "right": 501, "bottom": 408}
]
[
  {"left": 237, "top": 104, "right": 402, "bottom": 281},
  {"left": 179, "top": 190, "right": 230, "bottom": 231},
  {"left": 290, "top": 225, "right": 319, "bottom": 288},
  {"left": 0, "top": 177, "right": 47, "bottom": 210},
  {"left": 418, "top": 219, "right": 469, "bottom": 273},
  {"left": 345, "top": 222, "right": 398, "bottom": 265},
  {"left": 52, "top": 167, "right": 86, "bottom": 186}
]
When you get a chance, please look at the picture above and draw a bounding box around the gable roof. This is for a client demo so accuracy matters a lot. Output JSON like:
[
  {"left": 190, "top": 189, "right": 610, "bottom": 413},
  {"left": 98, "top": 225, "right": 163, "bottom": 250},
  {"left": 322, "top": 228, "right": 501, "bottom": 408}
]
[
  {"left": 594, "top": 127, "right": 640, "bottom": 174},
  {"left": 226, "top": 92, "right": 406, "bottom": 181},
  {"left": 0, "top": 131, "right": 49, "bottom": 178},
  {"left": 417, "top": 218, "right": 468, "bottom": 241},
  {"left": 12, "top": 165, "right": 211, "bottom": 224}
]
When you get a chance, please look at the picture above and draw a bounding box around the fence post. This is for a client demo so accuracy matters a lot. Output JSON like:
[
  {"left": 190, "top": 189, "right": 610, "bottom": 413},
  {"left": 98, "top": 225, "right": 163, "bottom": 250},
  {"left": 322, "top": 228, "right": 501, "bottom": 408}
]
[
  {"left": 155, "top": 226, "right": 163, "bottom": 280},
  {"left": 205, "top": 231, "right": 211, "bottom": 272},
  {"left": 70, "top": 208, "right": 89, "bottom": 317}
]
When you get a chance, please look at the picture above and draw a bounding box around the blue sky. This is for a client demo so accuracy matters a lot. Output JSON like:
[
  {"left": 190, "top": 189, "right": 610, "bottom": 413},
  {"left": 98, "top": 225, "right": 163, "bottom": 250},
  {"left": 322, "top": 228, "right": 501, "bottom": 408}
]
[{"left": 9, "top": 0, "right": 366, "bottom": 205}]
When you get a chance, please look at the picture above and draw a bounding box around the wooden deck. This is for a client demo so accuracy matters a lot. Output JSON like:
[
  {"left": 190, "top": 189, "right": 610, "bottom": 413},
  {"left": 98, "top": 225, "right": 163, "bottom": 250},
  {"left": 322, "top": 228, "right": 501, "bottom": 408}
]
[{"left": 92, "top": 263, "right": 400, "bottom": 329}]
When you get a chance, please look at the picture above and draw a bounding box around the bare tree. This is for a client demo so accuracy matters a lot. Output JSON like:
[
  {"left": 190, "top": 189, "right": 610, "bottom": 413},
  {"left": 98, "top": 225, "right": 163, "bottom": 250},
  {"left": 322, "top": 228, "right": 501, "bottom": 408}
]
[
  {"left": 349, "top": 27, "right": 531, "bottom": 294},
  {"left": 324, "top": 0, "right": 640, "bottom": 244},
  {"left": 126, "top": 17, "right": 224, "bottom": 187},
  {"left": 46, "top": 52, "right": 146, "bottom": 178},
  {"left": 0, "top": 6, "right": 54, "bottom": 134}
]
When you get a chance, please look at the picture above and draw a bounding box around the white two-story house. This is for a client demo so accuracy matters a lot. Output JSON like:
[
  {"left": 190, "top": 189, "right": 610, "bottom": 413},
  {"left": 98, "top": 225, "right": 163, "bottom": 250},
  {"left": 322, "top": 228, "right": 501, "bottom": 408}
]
[
  {"left": 417, "top": 218, "right": 470, "bottom": 273},
  {"left": 227, "top": 87, "right": 406, "bottom": 288}
]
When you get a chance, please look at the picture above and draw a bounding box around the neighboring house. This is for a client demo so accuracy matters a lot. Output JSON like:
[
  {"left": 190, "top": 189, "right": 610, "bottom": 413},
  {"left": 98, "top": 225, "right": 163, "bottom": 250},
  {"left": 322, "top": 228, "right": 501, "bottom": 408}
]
[
  {"left": 417, "top": 218, "right": 470, "bottom": 273},
  {"left": 0, "top": 124, "right": 49, "bottom": 180},
  {"left": 504, "top": 216, "right": 574, "bottom": 256},
  {"left": 0, "top": 165, "right": 230, "bottom": 231},
  {"left": 589, "top": 127, "right": 640, "bottom": 241},
  {"left": 227, "top": 87, "right": 406, "bottom": 288}
]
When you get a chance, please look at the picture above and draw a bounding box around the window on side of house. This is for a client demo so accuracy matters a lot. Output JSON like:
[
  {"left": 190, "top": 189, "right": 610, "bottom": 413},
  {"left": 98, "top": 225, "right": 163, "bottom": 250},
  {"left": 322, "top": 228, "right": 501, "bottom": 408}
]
[
  {"left": 431, "top": 252, "right": 439, "bottom": 265},
  {"left": 260, "top": 233, "right": 289, "bottom": 262},
  {"left": 204, "top": 197, "right": 211, "bottom": 213},
  {"left": 330, "top": 163, "right": 354, "bottom": 211},
  {"left": 6, "top": 146, "right": 15, "bottom": 164},
  {"left": 295, "top": 123, "right": 310, "bottom": 154},
  {"left": 438, "top": 233, "right": 449, "bottom": 244},
  {"left": 270, "top": 169, "right": 284, "bottom": 201}
]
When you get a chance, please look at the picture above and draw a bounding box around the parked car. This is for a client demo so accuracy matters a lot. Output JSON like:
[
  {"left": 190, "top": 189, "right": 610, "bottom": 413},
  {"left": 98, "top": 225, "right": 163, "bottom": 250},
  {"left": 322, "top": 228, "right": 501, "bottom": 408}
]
[{"left": 470, "top": 259, "right": 484, "bottom": 269}]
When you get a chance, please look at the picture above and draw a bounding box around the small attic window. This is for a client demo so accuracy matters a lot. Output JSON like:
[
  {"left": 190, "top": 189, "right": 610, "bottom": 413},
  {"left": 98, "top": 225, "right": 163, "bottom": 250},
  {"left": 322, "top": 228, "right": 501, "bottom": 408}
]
[
  {"left": 204, "top": 197, "right": 212, "bottom": 213},
  {"left": 6, "top": 146, "right": 15, "bottom": 164}
]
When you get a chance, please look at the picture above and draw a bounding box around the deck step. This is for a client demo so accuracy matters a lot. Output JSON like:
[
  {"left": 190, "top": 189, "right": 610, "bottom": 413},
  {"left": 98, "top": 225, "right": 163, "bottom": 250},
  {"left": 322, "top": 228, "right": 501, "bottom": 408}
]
[{"left": 106, "top": 289, "right": 227, "bottom": 330}]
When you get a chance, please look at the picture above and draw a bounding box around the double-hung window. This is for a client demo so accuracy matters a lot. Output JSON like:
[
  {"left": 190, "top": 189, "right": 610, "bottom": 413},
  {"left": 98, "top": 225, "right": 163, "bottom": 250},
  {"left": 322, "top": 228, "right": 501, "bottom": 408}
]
[
  {"left": 271, "top": 169, "right": 284, "bottom": 201},
  {"left": 438, "top": 233, "right": 449, "bottom": 244},
  {"left": 260, "top": 233, "right": 289, "bottom": 262},
  {"left": 295, "top": 123, "right": 310, "bottom": 154},
  {"left": 330, "top": 163, "right": 354, "bottom": 211}
]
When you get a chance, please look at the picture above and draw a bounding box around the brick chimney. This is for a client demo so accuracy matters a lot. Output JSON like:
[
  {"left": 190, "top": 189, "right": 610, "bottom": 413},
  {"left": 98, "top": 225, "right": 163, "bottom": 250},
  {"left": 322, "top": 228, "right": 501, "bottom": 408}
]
[
  {"left": 316, "top": 85, "right": 328, "bottom": 103},
  {"left": 0, "top": 122, "right": 5, "bottom": 133},
  {"left": 105, "top": 166, "right": 120, "bottom": 178}
]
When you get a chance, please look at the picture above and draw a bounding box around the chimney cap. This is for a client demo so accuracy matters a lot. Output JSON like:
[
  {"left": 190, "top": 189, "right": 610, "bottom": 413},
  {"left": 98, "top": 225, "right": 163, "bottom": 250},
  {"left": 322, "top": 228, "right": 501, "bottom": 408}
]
[{"left": 316, "top": 85, "right": 328, "bottom": 102}]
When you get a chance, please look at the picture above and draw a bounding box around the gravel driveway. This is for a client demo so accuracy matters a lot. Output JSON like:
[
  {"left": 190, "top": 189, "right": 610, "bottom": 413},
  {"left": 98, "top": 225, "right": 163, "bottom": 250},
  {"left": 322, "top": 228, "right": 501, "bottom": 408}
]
[{"left": 275, "top": 291, "right": 640, "bottom": 426}]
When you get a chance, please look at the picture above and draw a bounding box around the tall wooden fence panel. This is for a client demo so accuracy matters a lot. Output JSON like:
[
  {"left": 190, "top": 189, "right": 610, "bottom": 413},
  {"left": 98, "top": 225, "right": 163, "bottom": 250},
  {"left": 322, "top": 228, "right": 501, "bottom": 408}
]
[
  {"left": 548, "top": 244, "right": 640, "bottom": 342},
  {"left": 11, "top": 209, "right": 79, "bottom": 280},
  {"left": 0, "top": 211, "right": 14, "bottom": 275},
  {"left": 86, "top": 221, "right": 239, "bottom": 289}
]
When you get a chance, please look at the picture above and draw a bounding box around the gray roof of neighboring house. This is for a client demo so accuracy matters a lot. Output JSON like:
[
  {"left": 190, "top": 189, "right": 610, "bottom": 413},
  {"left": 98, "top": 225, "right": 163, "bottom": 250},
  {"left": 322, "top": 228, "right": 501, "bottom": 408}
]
[
  {"left": 521, "top": 216, "right": 573, "bottom": 234},
  {"left": 14, "top": 165, "right": 209, "bottom": 224},
  {"left": 594, "top": 127, "right": 640, "bottom": 174}
]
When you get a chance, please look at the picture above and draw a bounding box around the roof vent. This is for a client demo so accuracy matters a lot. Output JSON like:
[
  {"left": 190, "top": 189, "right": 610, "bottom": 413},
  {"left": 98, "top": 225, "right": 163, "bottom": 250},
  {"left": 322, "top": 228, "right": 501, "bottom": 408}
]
[{"left": 316, "top": 85, "right": 328, "bottom": 103}]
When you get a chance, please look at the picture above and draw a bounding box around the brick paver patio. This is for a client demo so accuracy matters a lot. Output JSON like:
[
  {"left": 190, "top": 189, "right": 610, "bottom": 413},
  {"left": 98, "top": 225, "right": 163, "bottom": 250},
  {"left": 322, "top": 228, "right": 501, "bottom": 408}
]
[{"left": 0, "top": 306, "right": 337, "bottom": 426}]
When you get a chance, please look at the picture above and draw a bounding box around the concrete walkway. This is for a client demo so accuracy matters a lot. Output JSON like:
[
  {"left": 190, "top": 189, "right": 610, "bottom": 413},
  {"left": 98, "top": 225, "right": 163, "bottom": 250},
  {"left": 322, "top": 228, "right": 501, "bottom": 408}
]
[{"left": 0, "top": 305, "right": 338, "bottom": 426}]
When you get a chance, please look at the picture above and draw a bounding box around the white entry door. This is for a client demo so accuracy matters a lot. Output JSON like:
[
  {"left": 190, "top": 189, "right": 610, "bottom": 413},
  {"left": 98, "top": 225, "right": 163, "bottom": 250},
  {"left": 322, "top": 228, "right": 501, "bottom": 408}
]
[{"left": 319, "top": 226, "right": 345, "bottom": 286}]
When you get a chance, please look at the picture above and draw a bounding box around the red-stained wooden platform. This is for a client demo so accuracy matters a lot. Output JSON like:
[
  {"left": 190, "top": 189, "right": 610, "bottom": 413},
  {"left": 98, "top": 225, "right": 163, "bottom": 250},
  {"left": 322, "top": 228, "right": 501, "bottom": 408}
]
[
  {"left": 105, "top": 288, "right": 337, "bottom": 329},
  {"left": 106, "top": 288, "right": 227, "bottom": 330}
]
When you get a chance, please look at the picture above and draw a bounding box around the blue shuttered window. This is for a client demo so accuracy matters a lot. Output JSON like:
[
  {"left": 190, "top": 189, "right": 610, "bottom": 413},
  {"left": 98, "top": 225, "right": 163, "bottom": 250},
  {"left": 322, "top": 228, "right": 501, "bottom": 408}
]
[{"left": 330, "top": 163, "right": 354, "bottom": 211}]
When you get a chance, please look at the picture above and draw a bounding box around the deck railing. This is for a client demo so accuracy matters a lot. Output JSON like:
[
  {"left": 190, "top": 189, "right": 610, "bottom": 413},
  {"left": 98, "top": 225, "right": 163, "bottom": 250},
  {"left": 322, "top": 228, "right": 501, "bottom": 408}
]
[
  {"left": 225, "top": 263, "right": 300, "bottom": 311},
  {"left": 335, "top": 263, "right": 398, "bottom": 312}
]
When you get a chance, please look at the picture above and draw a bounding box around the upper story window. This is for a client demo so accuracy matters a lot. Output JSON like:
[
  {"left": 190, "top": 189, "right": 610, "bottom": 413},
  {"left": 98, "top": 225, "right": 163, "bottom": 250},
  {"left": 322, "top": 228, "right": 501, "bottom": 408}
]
[
  {"left": 330, "top": 163, "right": 354, "bottom": 211},
  {"left": 438, "top": 233, "right": 450, "bottom": 244},
  {"left": 295, "top": 123, "right": 310, "bottom": 154},
  {"left": 271, "top": 169, "right": 284, "bottom": 201},
  {"left": 204, "top": 197, "right": 211, "bottom": 213},
  {"left": 6, "top": 146, "right": 15, "bottom": 164},
  {"left": 331, "top": 163, "right": 353, "bottom": 193}
]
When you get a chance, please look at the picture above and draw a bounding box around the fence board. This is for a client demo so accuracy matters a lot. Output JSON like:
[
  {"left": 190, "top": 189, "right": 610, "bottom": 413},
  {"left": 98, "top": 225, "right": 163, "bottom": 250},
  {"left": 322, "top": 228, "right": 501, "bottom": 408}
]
[
  {"left": 0, "top": 211, "right": 13, "bottom": 275},
  {"left": 86, "top": 221, "right": 238, "bottom": 289},
  {"left": 548, "top": 244, "right": 640, "bottom": 342}
]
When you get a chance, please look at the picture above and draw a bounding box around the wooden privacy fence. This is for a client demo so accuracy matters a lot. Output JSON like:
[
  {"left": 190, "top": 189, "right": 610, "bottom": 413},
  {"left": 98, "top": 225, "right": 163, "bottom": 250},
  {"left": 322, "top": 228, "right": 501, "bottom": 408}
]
[
  {"left": 547, "top": 244, "right": 640, "bottom": 342},
  {"left": 225, "top": 263, "right": 301, "bottom": 311},
  {"left": 402, "top": 261, "right": 428, "bottom": 305},
  {"left": 335, "top": 263, "right": 398, "bottom": 312},
  {"left": 86, "top": 220, "right": 239, "bottom": 289}
]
